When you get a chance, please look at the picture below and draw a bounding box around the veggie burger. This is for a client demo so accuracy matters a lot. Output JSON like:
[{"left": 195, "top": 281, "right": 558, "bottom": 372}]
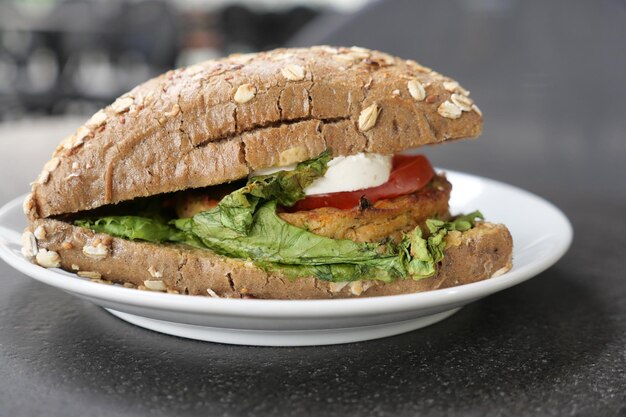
[{"left": 22, "top": 46, "right": 512, "bottom": 299}]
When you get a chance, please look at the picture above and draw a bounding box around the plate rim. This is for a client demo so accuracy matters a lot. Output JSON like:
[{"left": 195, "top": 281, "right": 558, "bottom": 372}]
[{"left": 0, "top": 170, "right": 573, "bottom": 318}]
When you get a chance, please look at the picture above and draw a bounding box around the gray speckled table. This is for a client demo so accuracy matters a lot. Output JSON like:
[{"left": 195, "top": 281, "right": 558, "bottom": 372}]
[{"left": 1, "top": 0, "right": 625, "bottom": 416}]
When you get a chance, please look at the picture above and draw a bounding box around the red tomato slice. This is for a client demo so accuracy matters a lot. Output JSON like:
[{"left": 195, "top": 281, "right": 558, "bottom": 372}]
[{"left": 290, "top": 154, "right": 435, "bottom": 211}]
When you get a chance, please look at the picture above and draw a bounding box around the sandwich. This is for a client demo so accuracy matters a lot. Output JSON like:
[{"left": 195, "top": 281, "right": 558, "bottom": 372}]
[{"left": 21, "top": 46, "right": 512, "bottom": 299}]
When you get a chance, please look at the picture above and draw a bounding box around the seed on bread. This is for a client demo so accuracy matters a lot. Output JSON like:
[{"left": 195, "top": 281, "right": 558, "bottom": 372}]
[
  {"left": 228, "top": 53, "right": 255, "bottom": 65},
  {"left": 35, "top": 248, "right": 61, "bottom": 268},
  {"left": 78, "top": 271, "right": 102, "bottom": 279},
  {"left": 65, "top": 172, "right": 80, "bottom": 180},
  {"left": 451, "top": 93, "right": 473, "bottom": 111},
  {"left": 472, "top": 104, "right": 483, "bottom": 116},
  {"left": 21, "top": 231, "right": 38, "bottom": 259},
  {"left": 86, "top": 109, "right": 107, "bottom": 128},
  {"left": 148, "top": 266, "right": 163, "bottom": 279},
  {"left": 350, "top": 51, "right": 370, "bottom": 60},
  {"left": 491, "top": 265, "right": 511, "bottom": 277},
  {"left": 23, "top": 193, "right": 36, "bottom": 216},
  {"left": 37, "top": 158, "right": 61, "bottom": 185},
  {"left": 59, "top": 129, "right": 87, "bottom": 152},
  {"left": 144, "top": 280, "right": 167, "bottom": 291},
  {"left": 350, "top": 46, "right": 369, "bottom": 53},
  {"left": 406, "top": 59, "right": 431, "bottom": 73},
  {"left": 348, "top": 281, "right": 375, "bottom": 296},
  {"left": 425, "top": 94, "right": 438, "bottom": 104},
  {"left": 437, "top": 101, "right": 462, "bottom": 119},
  {"left": 43, "top": 157, "right": 60, "bottom": 173},
  {"left": 63, "top": 135, "right": 82, "bottom": 151},
  {"left": 75, "top": 125, "right": 92, "bottom": 142},
  {"left": 164, "top": 104, "right": 180, "bottom": 117},
  {"left": 349, "top": 46, "right": 370, "bottom": 59},
  {"left": 33, "top": 225, "right": 46, "bottom": 240},
  {"left": 111, "top": 96, "right": 134, "bottom": 114},
  {"left": 271, "top": 52, "right": 294, "bottom": 61},
  {"left": 281, "top": 64, "right": 306, "bottom": 81},
  {"left": 329, "top": 281, "right": 349, "bottom": 293},
  {"left": 443, "top": 81, "right": 459, "bottom": 92},
  {"left": 37, "top": 170, "right": 51, "bottom": 185},
  {"left": 234, "top": 83, "right": 256, "bottom": 103},
  {"left": 455, "top": 85, "right": 470, "bottom": 96},
  {"left": 358, "top": 103, "right": 381, "bottom": 132},
  {"left": 332, "top": 54, "right": 356, "bottom": 64},
  {"left": 349, "top": 281, "right": 364, "bottom": 296},
  {"left": 91, "top": 278, "right": 113, "bottom": 285},
  {"left": 82, "top": 242, "right": 109, "bottom": 260},
  {"left": 317, "top": 45, "right": 339, "bottom": 54},
  {"left": 407, "top": 79, "right": 426, "bottom": 101}
]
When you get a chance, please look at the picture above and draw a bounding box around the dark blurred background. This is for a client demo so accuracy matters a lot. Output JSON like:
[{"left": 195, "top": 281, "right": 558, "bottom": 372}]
[{"left": 0, "top": 0, "right": 367, "bottom": 121}]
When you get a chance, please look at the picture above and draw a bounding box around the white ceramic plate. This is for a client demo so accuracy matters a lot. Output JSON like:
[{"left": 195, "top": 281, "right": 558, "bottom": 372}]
[{"left": 0, "top": 171, "right": 572, "bottom": 346}]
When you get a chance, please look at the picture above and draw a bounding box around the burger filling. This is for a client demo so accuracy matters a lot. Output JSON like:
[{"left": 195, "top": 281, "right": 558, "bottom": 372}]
[{"left": 74, "top": 152, "right": 482, "bottom": 283}]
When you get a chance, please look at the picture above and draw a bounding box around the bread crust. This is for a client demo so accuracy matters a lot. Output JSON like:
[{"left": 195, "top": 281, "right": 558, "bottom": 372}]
[
  {"left": 26, "top": 46, "right": 482, "bottom": 220},
  {"left": 24, "top": 219, "right": 512, "bottom": 300}
]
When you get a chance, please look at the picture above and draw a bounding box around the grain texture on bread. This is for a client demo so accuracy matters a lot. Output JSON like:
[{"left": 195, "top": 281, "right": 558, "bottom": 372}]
[
  {"left": 25, "top": 46, "right": 482, "bottom": 220},
  {"left": 25, "top": 219, "right": 512, "bottom": 300}
]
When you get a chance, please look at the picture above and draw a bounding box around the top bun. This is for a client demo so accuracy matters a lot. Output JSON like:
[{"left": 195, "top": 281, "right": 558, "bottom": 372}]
[{"left": 25, "top": 46, "right": 482, "bottom": 220}]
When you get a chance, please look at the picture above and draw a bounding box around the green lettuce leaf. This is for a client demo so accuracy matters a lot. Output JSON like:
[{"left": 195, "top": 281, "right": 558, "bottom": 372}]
[
  {"left": 75, "top": 216, "right": 204, "bottom": 249},
  {"left": 184, "top": 200, "right": 407, "bottom": 281},
  {"left": 217, "top": 151, "right": 331, "bottom": 234},
  {"left": 190, "top": 201, "right": 396, "bottom": 263},
  {"left": 425, "top": 211, "right": 484, "bottom": 264},
  {"left": 400, "top": 227, "right": 438, "bottom": 278}
]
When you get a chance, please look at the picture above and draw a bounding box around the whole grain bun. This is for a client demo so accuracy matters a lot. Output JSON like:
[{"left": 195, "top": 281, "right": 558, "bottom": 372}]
[
  {"left": 25, "top": 219, "right": 511, "bottom": 299},
  {"left": 25, "top": 46, "right": 482, "bottom": 221}
]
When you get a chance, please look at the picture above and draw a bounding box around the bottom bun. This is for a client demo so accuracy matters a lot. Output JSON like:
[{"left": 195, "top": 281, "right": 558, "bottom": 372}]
[{"left": 26, "top": 219, "right": 512, "bottom": 299}]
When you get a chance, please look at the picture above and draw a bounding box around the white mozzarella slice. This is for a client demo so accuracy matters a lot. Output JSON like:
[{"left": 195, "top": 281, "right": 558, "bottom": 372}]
[
  {"left": 305, "top": 153, "right": 392, "bottom": 195},
  {"left": 249, "top": 153, "right": 393, "bottom": 196}
]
